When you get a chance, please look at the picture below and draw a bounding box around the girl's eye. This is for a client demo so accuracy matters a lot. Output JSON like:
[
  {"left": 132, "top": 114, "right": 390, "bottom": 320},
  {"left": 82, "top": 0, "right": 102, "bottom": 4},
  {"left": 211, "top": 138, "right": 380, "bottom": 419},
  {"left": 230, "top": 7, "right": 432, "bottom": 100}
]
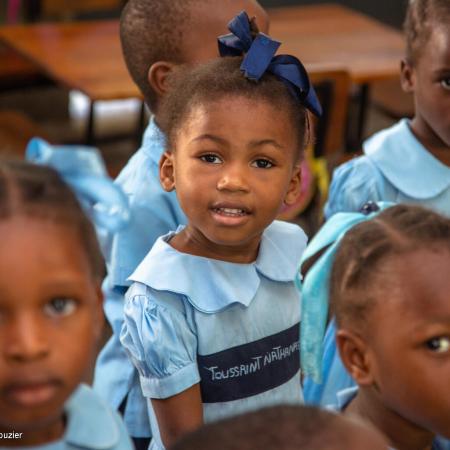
[
  {"left": 441, "top": 78, "right": 450, "bottom": 90},
  {"left": 44, "top": 298, "right": 77, "bottom": 318},
  {"left": 200, "top": 154, "right": 222, "bottom": 164},
  {"left": 425, "top": 336, "right": 450, "bottom": 353},
  {"left": 251, "top": 159, "right": 274, "bottom": 169}
]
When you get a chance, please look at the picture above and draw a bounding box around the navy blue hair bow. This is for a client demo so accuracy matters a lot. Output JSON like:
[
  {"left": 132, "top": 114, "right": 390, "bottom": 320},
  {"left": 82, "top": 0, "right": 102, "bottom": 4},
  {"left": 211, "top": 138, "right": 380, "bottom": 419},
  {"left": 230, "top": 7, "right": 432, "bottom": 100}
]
[
  {"left": 218, "top": 11, "right": 322, "bottom": 117},
  {"left": 26, "top": 138, "right": 130, "bottom": 232}
]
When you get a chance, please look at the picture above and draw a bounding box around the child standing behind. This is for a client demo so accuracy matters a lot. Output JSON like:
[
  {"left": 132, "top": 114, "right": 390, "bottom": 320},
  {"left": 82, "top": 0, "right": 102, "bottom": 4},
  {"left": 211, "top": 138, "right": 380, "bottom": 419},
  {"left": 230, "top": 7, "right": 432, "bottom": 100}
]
[
  {"left": 325, "top": 0, "right": 450, "bottom": 219},
  {"left": 120, "top": 14, "right": 321, "bottom": 450},
  {"left": 331, "top": 204, "right": 450, "bottom": 449},
  {"left": 95, "top": 2, "right": 268, "bottom": 444},
  {"left": 0, "top": 148, "right": 132, "bottom": 449}
]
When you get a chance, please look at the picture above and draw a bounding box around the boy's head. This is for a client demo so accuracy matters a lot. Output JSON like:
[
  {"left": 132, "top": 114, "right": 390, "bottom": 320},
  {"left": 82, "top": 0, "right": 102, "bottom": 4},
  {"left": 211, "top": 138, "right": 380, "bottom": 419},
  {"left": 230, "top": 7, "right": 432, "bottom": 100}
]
[
  {"left": 332, "top": 204, "right": 450, "bottom": 440},
  {"left": 120, "top": 0, "right": 269, "bottom": 113},
  {"left": 401, "top": 0, "right": 450, "bottom": 148},
  {"left": 170, "top": 405, "right": 387, "bottom": 450},
  {"left": 0, "top": 160, "right": 104, "bottom": 445}
]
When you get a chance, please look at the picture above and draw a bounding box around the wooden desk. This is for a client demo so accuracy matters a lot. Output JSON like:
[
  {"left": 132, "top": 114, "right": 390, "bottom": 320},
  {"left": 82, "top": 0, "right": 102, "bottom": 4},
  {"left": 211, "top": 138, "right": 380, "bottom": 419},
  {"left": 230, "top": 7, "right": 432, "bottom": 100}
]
[
  {"left": 0, "top": 4, "right": 404, "bottom": 143},
  {"left": 269, "top": 4, "right": 404, "bottom": 85}
]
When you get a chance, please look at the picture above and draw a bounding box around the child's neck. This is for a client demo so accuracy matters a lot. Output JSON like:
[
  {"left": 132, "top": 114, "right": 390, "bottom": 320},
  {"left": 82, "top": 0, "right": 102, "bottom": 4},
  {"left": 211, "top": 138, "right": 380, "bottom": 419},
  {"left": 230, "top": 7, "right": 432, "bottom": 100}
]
[
  {"left": 169, "top": 226, "right": 261, "bottom": 263},
  {"left": 410, "top": 117, "right": 450, "bottom": 167},
  {"left": 0, "top": 416, "right": 65, "bottom": 447},
  {"left": 345, "top": 389, "right": 435, "bottom": 450}
]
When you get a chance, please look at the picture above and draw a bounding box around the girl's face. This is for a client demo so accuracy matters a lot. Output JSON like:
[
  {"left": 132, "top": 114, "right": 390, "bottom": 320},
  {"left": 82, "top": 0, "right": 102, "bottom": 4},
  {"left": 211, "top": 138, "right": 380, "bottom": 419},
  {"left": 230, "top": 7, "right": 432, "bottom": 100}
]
[
  {"left": 0, "top": 216, "right": 103, "bottom": 445},
  {"left": 365, "top": 249, "right": 450, "bottom": 439},
  {"left": 402, "top": 25, "right": 450, "bottom": 150},
  {"left": 160, "top": 95, "right": 301, "bottom": 262}
]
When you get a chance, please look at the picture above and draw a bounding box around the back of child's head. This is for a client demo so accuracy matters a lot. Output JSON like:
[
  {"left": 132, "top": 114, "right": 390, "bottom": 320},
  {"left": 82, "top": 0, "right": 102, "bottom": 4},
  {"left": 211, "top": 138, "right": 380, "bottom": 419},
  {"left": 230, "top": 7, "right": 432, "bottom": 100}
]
[
  {"left": 330, "top": 204, "right": 450, "bottom": 330},
  {"left": 120, "top": 0, "right": 268, "bottom": 111},
  {"left": 0, "top": 159, "right": 103, "bottom": 279},
  {"left": 404, "top": 0, "right": 450, "bottom": 64},
  {"left": 159, "top": 56, "right": 310, "bottom": 158},
  {"left": 170, "top": 405, "right": 387, "bottom": 450}
]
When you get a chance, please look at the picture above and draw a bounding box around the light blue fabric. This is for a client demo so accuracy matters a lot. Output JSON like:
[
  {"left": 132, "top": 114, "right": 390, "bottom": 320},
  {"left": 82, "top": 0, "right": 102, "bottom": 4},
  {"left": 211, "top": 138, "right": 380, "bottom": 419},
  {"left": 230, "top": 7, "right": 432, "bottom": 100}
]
[
  {"left": 93, "top": 118, "right": 187, "bottom": 437},
  {"left": 325, "top": 119, "right": 450, "bottom": 219},
  {"left": 26, "top": 138, "right": 130, "bottom": 232},
  {"left": 121, "top": 220, "right": 307, "bottom": 450},
  {"left": 1, "top": 384, "right": 133, "bottom": 450},
  {"left": 300, "top": 203, "right": 394, "bottom": 385},
  {"left": 328, "top": 387, "right": 450, "bottom": 450}
]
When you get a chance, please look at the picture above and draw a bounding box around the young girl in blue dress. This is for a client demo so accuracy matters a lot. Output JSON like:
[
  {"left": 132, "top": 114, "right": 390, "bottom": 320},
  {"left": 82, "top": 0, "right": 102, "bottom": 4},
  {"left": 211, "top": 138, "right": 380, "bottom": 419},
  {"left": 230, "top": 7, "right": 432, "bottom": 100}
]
[
  {"left": 120, "top": 12, "right": 321, "bottom": 450},
  {"left": 329, "top": 204, "right": 450, "bottom": 449},
  {"left": 0, "top": 143, "right": 132, "bottom": 449},
  {"left": 325, "top": 0, "right": 450, "bottom": 219}
]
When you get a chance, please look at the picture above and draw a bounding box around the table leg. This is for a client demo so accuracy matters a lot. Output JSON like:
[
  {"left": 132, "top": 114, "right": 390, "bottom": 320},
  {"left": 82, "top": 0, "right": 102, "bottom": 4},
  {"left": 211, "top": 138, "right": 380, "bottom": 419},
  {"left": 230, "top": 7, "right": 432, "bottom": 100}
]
[{"left": 86, "top": 99, "right": 95, "bottom": 145}]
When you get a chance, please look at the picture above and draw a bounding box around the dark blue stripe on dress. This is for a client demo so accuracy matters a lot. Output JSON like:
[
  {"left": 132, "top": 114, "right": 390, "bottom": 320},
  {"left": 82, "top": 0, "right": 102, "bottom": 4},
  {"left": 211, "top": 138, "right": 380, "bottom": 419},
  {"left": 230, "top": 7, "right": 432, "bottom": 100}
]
[{"left": 198, "top": 323, "right": 300, "bottom": 403}]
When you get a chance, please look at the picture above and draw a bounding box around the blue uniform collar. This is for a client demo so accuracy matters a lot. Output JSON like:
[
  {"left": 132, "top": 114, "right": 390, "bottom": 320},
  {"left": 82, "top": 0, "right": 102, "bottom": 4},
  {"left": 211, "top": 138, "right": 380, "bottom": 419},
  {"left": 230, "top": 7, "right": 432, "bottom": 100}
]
[
  {"left": 64, "top": 384, "right": 121, "bottom": 449},
  {"left": 141, "top": 116, "right": 166, "bottom": 165},
  {"left": 363, "top": 119, "right": 450, "bottom": 199},
  {"left": 130, "top": 221, "right": 307, "bottom": 313}
]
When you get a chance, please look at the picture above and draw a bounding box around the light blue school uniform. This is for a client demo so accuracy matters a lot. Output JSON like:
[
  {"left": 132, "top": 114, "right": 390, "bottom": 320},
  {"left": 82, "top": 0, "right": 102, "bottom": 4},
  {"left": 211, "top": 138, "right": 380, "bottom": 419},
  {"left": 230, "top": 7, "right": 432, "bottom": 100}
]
[
  {"left": 325, "top": 119, "right": 450, "bottom": 219},
  {"left": 328, "top": 387, "right": 450, "bottom": 450},
  {"left": 120, "top": 220, "right": 307, "bottom": 450},
  {"left": 1, "top": 384, "right": 133, "bottom": 450},
  {"left": 307, "top": 119, "right": 450, "bottom": 407},
  {"left": 93, "top": 118, "right": 187, "bottom": 437}
]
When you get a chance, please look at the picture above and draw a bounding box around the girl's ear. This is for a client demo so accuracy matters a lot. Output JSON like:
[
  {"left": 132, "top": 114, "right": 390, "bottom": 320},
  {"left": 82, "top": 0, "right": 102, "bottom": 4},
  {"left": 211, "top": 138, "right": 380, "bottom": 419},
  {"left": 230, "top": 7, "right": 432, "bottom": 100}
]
[
  {"left": 336, "top": 328, "right": 374, "bottom": 386},
  {"left": 400, "top": 59, "right": 415, "bottom": 93},
  {"left": 148, "top": 61, "right": 177, "bottom": 99},
  {"left": 93, "top": 283, "right": 104, "bottom": 343},
  {"left": 284, "top": 165, "right": 302, "bottom": 206},
  {"left": 160, "top": 151, "right": 176, "bottom": 192}
]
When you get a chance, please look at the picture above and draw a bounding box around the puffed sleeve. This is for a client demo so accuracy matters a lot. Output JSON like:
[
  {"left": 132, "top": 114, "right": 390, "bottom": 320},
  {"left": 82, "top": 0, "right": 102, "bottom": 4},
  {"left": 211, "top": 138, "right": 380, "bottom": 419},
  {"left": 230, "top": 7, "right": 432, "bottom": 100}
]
[
  {"left": 120, "top": 288, "right": 200, "bottom": 399},
  {"left": 324, "top": 156, "right": 384, "bottom": 219}
]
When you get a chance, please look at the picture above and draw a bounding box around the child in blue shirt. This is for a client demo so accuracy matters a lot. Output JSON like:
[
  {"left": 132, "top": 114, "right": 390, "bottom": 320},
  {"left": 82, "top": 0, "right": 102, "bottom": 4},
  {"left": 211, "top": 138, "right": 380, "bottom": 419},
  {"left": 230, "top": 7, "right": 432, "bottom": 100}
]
[
  {"left": 120, "top": 13, "right": 321, "bottom": 450},
  {"left": 325, "top": 0, "right": 450, "bottom": 219},
  {"left": 0, "top": 145, "right": 132, "bottom": 450},
  {"left": 329, "top": 204, "right": 450, "bottom": 450},
  {"left": 94, "top": 1, "right": 269, "bottom": 443}
]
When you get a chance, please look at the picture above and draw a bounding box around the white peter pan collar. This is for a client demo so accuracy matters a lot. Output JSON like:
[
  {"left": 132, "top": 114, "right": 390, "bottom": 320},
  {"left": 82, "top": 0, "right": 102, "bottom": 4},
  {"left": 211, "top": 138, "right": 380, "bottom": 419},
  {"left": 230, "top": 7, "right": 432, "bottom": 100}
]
[
  {"left": 363, "top": 119, "right": 450, "bottom": 199},
  {"left": 130, "top": 220, "right": 307, "bottom": 313}
]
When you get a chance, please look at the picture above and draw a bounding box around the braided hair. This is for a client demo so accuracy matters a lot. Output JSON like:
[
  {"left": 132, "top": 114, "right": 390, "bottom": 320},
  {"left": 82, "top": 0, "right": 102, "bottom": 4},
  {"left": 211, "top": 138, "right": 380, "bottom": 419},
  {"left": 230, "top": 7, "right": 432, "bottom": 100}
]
[
  {"left": 0, "top": 159, "right": 104, "bottom": 279},
  {"left": 404, "top": 0, "right": 450, "bottom": 64},
  {"left": 330, "top": 204, "right": 450, "bottom": 328}
]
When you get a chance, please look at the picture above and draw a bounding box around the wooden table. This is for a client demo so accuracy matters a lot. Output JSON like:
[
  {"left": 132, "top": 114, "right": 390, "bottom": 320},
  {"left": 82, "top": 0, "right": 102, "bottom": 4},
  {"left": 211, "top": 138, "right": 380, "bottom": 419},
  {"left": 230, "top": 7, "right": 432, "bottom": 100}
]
[{"left": 0, "top": 4, "right": 404, "bottom": 143}]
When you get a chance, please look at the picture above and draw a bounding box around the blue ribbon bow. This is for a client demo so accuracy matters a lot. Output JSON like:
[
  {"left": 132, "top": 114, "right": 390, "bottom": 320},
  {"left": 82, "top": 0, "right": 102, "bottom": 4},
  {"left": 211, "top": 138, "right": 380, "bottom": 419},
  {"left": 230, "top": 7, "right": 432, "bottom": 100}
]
[
  {"left": 218, "top": 11, "right": 322, "bottom": 117},
  {"left": 26, "top": 138, "right": 130, "bottom": 232},
  {"left": 300, "top": 201, "right": 395, "bottom": 383}
]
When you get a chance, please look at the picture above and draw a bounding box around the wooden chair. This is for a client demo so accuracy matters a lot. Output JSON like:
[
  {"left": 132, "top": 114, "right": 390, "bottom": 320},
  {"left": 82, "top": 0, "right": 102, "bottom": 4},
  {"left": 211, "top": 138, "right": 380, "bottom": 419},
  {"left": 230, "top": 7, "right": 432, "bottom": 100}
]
[
  {"left": 370, "top": 78, "right": 414, "bottom": 120},
  {"left": 279, "top": 65, "right": 351, "bottom": 234}
]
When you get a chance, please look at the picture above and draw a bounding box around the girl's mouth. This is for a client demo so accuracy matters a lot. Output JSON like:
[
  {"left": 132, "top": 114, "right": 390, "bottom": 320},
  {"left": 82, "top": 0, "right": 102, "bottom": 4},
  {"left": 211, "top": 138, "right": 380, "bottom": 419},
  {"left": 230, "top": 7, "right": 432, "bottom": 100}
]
[
  {"left": 212, "top": 207, "right": 249, "bottom": 217},
  {"left": 3, "top": 380, "right": 62, "bottom": 407}
]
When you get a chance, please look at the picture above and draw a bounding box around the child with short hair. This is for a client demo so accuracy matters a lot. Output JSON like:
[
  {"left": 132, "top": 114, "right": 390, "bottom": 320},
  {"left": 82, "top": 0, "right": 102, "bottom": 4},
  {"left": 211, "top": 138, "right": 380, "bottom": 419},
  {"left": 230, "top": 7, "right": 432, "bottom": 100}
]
[
  {"left": 330, "top": 204, "right": 450, "bottom": 449},
  {"left": 120, "top": 13, "right": 321, "bottom": 450},
  {"left": 325, "top": 0, "right": 450, "bottom": 219},
  {"left": 0, "top": 144, "right": 132, "bottom": 449},
  {"left": 94, "top": 1, "right": 269, "bottom": 443},
  {"left": 171, "top": 405, "right": 388, "bottom": 450}
]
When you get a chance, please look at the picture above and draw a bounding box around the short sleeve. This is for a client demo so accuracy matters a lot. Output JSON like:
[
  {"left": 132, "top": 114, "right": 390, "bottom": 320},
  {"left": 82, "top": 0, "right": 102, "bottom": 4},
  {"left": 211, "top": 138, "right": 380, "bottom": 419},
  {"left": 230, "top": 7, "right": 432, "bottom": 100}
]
[
  {"left": 324, "top": 156, "right": 384, "bottom": 219},
  {"left": 120, "top": 288, "right": 200, "bottom": 399}
]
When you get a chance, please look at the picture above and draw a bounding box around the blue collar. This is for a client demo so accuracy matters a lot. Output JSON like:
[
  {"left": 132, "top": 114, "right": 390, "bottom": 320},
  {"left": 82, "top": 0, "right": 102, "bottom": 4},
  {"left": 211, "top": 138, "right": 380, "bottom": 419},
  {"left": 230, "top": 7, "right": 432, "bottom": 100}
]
[
  {"left": 363, "top": 119, "right": 450, "bottom": 199},
  {"left": 64, "top": 384, "right": 121, "bottom": 449},
  {"left": 141, "top": 116, "right": 167, "bottom": 165},
  {"left": 130, "top": 220, "right": 307, "bottom": 313}
]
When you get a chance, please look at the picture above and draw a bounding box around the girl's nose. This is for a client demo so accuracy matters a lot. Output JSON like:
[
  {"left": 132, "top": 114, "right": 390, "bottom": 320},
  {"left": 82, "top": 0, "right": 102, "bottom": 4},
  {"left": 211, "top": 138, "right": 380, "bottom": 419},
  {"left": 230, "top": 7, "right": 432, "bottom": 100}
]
[
  {"left": 4, "top": 315, "right": 50, "bottom": 362},
  {"left": 216, "top": 166, "right": 250, "bottom": 193}
]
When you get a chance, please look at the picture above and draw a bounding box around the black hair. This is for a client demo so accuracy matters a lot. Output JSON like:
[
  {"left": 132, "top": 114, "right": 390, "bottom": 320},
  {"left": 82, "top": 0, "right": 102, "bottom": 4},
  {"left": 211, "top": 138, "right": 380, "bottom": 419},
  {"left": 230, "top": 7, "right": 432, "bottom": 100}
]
[
  {"left": 0, "top": 159, "right": 104, "bottom": 280},
  {"left": 170, "top": 405, "right": 363, "bottom": 450},
  {"left": 330, "top": 204, "right": 450, "bottom": 329},
  {"left": 404, "top": 0, "right": 450, "bottom": 64},
  {"left": 159, "top": 57, "right": 310, "bottom": 158},
  {"left": 120, "top": 0, "right": 208, "bottom": 110}
]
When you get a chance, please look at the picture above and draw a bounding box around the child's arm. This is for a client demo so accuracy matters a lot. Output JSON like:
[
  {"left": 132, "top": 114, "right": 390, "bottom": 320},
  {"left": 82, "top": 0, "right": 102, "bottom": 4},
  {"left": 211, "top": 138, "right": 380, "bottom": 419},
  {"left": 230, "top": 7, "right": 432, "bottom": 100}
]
[{"left": 151, "top": 384, "right": 203, "bottom": 448}]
